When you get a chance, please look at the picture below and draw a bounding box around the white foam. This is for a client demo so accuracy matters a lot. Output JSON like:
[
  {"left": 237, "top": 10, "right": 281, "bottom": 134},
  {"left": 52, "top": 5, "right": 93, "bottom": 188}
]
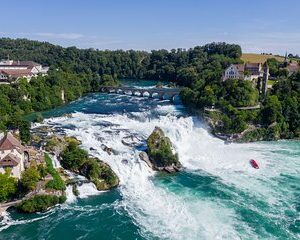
[
  {"left": 77, "top": 183, "right": 103, "bottom": 198},
  {"left": 0, "top": 211, "right": 51, "bottom": 233},
  {"left": 49, "top": 154, "right": 62, "bottom": 169},
  {"left": 42, "top": 111, "right": 243, "bottom": 239},
  {"left": 40, "top": 104, "right": 299, "bottom": 239},
  {"left": 65, "top": 185, "right": 77, "bottom": 203}
]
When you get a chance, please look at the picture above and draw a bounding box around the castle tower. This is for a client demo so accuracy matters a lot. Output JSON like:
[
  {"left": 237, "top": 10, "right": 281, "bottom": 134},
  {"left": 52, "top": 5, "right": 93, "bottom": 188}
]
[{"left": 262, "top": 62, "right": 269, "bottom": 96}]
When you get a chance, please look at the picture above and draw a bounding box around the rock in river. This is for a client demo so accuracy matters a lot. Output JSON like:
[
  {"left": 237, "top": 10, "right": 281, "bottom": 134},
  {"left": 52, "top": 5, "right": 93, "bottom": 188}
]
[
  {"left": 146, "top": 127, "right": 181, "bottom": 173},
  {"left": 139, "top": 151, "right": 153, "bottom": 169}
]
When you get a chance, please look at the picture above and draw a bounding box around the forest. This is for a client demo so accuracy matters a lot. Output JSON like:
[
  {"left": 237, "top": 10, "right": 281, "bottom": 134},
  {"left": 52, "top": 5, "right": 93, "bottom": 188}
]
[{"left": 0, "top": 38, "right": 299, "bottom": 140}]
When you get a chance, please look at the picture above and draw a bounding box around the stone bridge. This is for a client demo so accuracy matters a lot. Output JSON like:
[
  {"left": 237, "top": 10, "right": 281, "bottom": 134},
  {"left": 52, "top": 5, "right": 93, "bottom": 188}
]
[{"left": 99, "top": 86, "right": 181, "bottom": 102}]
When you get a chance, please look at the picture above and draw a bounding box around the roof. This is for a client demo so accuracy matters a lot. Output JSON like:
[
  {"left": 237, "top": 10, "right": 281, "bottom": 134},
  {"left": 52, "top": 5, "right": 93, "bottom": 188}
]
[
  {"left": 0, "top": 132, "right": 24, "bottom": 152},
  {"left": 12, "top": 61, "right": 41, "bottom": 67},
  {"left": 287, "top": 63, "right": 300, "bottom": 73},
  {"left": 245, "top": 63, "right": 261, "bottom": 68},
  {"left": 235, "top": 64, "right": 245, "bottom": 72},
  {"left": 0, "top": 153, "right": 21, "bottom": 167},
  {"left": 0, "top": 69, "right": 33, "bottom": 77}
]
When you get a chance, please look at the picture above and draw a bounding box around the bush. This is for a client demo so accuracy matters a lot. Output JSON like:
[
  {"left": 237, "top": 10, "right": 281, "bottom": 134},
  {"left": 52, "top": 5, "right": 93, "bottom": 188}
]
[
  {"left": 20, "top": 167, "right": 40, "bottom": 192},
  {"left": 37, "top": 164, "right": 47, "bottom": 179},
  {"left": 60, "top": 141, "right": 88, "bottom": 171},
  {"left": 44, "top": 153, "right": 65, "bottom": 190},
  {"left": 147, "top": 127, "right": 180, "bottom": 167},
  {"left": 17, "top": 194, "right": 65, "bottom": 213},
  {"left": 0, "top": 172, "right": 17, "bottom": 202},
  {"left": 79, "top": 158, "right": 119, "bottom": 190},
  {"left": 35, "top": 113, "right": 44, "bottom": 123},
  {"left": 58, "top": 195, "right": 67, "bottom": 203},
  {"left": 19, "top": 120, "right": 31, "bottom": 144}
]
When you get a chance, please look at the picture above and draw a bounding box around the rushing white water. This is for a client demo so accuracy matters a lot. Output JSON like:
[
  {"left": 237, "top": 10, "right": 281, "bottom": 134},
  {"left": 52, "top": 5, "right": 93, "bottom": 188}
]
[
  {"left": 49, "top": 154, "right": 62, "bottom": 169},
  {"left": 77, "top": 183, "right": 103, "bottom": 199},
  {"left": 39, "top": 113, "right": 233, "bottom": 238},
  {"left": 65, "top": 185, "right": 77, "bottom": 204},
  {"left": 33, "top": 100, "right": 299, "bottom": 240},
  {"left": 65, "top": 182, "right": 101, "bottom": 202},
  {"left": 0, "top": 210, "right": 52, "bottom": 232}
]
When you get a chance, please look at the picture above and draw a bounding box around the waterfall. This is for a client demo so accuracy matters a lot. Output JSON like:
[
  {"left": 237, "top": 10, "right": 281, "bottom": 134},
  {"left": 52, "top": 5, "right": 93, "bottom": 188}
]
[
  {"left": 43, "top": 110, "right": 251, "bottom": 239},
  {"left": 49, "top": 154, "right": 62, "bottom": 169}
]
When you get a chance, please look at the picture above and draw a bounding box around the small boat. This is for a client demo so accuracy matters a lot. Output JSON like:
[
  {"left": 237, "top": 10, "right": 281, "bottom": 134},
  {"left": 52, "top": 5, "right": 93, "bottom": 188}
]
[{"left": 250, "top": 159, "right": 259, "bottom": 169}]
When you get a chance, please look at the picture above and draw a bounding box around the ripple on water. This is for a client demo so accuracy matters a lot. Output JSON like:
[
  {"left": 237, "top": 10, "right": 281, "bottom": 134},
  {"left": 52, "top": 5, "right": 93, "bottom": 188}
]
[{"left": 2, "top": 93, "right": 299, "bottom": 240}]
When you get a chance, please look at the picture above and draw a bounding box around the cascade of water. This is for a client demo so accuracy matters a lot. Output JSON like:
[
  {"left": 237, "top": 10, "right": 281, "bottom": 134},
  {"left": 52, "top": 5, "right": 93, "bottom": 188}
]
[
  {"left": 49, "top": 154, "right": 62, "bottom": 169},
  {"left": 43, "top": 111, "right": 248, "bottom": 239}
]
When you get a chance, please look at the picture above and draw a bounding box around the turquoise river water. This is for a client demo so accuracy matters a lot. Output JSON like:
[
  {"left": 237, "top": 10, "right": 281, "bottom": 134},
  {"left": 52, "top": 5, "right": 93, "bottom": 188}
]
[{"left": 0, "top": 81, "right": 299, "bottom": 240}]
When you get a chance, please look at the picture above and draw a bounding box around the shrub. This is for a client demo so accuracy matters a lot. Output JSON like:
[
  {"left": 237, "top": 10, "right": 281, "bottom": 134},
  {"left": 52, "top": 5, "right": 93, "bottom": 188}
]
[
  {"left": 35, "top": 113, "right": 44, "bottom": 123},
  {"left": 17, "top": 194, "right": 65, "bottom": 213},
  {"left": 79, "top": 158, "right": 119, "bottom": 190},
  {"left": 60, "top": 141, "right": 88, "bottom": 171},
  {"left": 147, "top": 127, "right": 180, "bottom": 167},
  {"left": 37, "top": 164, "right": 47, "bottom": 179},
  {"left": 19, "top": 120, "right": 31, "bottom": 144},
  {"left": 0, "top": 172, "right": 17, "bottom": 202},
  {"left": 20, "top": 167, "right": 40, "bottom": 191}
]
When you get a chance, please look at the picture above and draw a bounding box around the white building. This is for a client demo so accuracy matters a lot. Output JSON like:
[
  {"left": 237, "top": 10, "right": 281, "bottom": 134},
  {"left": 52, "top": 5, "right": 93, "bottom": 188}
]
[
  {"left": 223, "top": 63, "right": 264, "bottom": 81},
  {"left": 0, "top": 133, "right": 25, "bottom": 179},
  {"left": 223, "top": 64, "right": 245, "bottom": 80},
  {"left": 0, "top": 59, "right": 49, "bottom": 83}
]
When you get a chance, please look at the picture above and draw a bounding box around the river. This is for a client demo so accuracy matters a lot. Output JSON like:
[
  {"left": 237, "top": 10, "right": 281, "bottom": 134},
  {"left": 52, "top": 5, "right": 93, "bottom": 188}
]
[{"left": 0, "top": 80, "right": 299, "bottom": 240}]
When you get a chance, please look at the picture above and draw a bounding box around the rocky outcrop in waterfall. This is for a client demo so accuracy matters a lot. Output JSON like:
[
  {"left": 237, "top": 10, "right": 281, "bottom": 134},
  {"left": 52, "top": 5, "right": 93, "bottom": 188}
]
[
  {"left": 146, "top": 127, "right": 181, "bottom": 173},
  {"left": 79, "top": 158, "right": 119, "bottom": 191}
]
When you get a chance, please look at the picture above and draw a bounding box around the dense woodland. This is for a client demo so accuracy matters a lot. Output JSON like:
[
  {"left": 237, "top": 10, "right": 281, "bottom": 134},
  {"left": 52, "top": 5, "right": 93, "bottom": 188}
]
[
  {"left": 0, "top": 38, "right": 299, "bottom": 140},
  {"left": 0, "top": 38, "right": 242, "bottom": 131}
]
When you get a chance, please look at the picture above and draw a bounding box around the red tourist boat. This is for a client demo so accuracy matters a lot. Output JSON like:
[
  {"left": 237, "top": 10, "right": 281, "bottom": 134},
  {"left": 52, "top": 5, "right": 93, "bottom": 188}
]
[{"left": 250, "top": 159, "right": 259, "bottom": 169}]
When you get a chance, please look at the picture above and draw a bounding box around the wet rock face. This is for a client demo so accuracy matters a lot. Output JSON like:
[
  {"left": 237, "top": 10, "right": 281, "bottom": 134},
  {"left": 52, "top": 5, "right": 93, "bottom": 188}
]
[
  {"left": 79, "top": 158, "right": 119, "bottom": 191},
  {"left": 146, "top": 127, "right": 181, "bottom": 173},
  {"left": 139, "top": 151, "right": 153, "bottom": 169},
  {"left": 101, "top": 144, "right": 118, "bottom": 155},
  {"left": 121, "top": 135, "right": 142, "bottom": 147}
]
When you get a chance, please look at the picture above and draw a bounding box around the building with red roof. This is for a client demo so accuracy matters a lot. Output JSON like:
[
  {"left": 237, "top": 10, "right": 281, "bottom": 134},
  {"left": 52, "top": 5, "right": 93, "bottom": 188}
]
[
  {"left": 0, "top": 59, "right": 49, "bottom": 84},
  {"left": 223, "top": 63, "right": 265, "bottom": 81},
  {"left": 0, "top": 133, "right": 25, "bottom": 179}
]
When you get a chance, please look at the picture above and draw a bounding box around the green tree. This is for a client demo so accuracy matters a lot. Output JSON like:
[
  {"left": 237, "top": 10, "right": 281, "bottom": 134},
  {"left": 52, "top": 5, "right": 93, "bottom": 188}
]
[
  {"left": 261, "top": 95, "right": 283, "bottom": 125},
  {"left": 37, "top": 164, "right": 47, "bottom": 179},
  {"left": 19, "top": 120, "right": 31, "bottom": 144},
  {"left": 177, "top": 67, "right": 199, "bottom": 87},
  {"left": 61, "top": 142, "right": 88, "bottom": 171},
  {"left": 0, "top": 172, "right": 17, "bottom": 202},
  {"left": 20, "top": 167, "right": 40, "bottom": 191}
]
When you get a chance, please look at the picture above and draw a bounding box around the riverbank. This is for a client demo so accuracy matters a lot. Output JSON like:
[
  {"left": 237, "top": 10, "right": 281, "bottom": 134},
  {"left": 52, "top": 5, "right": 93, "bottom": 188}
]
[
  {"left": 0, "top": 125, "right": 120, "bottom": 216},
  {"left": 1, "top": 88, "right": 299, "bottom": 239},
  {"left": 203, "top": 108, "right": 300, "bottom": 143}
]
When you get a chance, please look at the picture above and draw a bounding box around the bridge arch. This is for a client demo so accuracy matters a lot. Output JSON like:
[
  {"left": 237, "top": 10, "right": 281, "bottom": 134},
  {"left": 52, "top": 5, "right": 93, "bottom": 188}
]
[
  {"left": 133, "top": 90, "right": 142, "bottom": 96},
  {"left": 109, "top": 88, "right": 116, "bottom": 93},
  {"left": 98, "top": 86, "right": 181, "bottom": 102},
  {"left": 142, "top": 91, "right": 150, "bottom": 97},
  {"left": 162, "top": 93, "right": 173, "bottom": 101},
  {"left": 151, "top": 92, "right": 159, "bottom": 99},
  {"left": 171, "top": 94, "right": 180, "bottom": 103},
  {"left": 124, "top": 90, "right": 133, "bottom": 95},
  {"left": 116, "top": 88, "right": 123, "bottom": 94}
]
